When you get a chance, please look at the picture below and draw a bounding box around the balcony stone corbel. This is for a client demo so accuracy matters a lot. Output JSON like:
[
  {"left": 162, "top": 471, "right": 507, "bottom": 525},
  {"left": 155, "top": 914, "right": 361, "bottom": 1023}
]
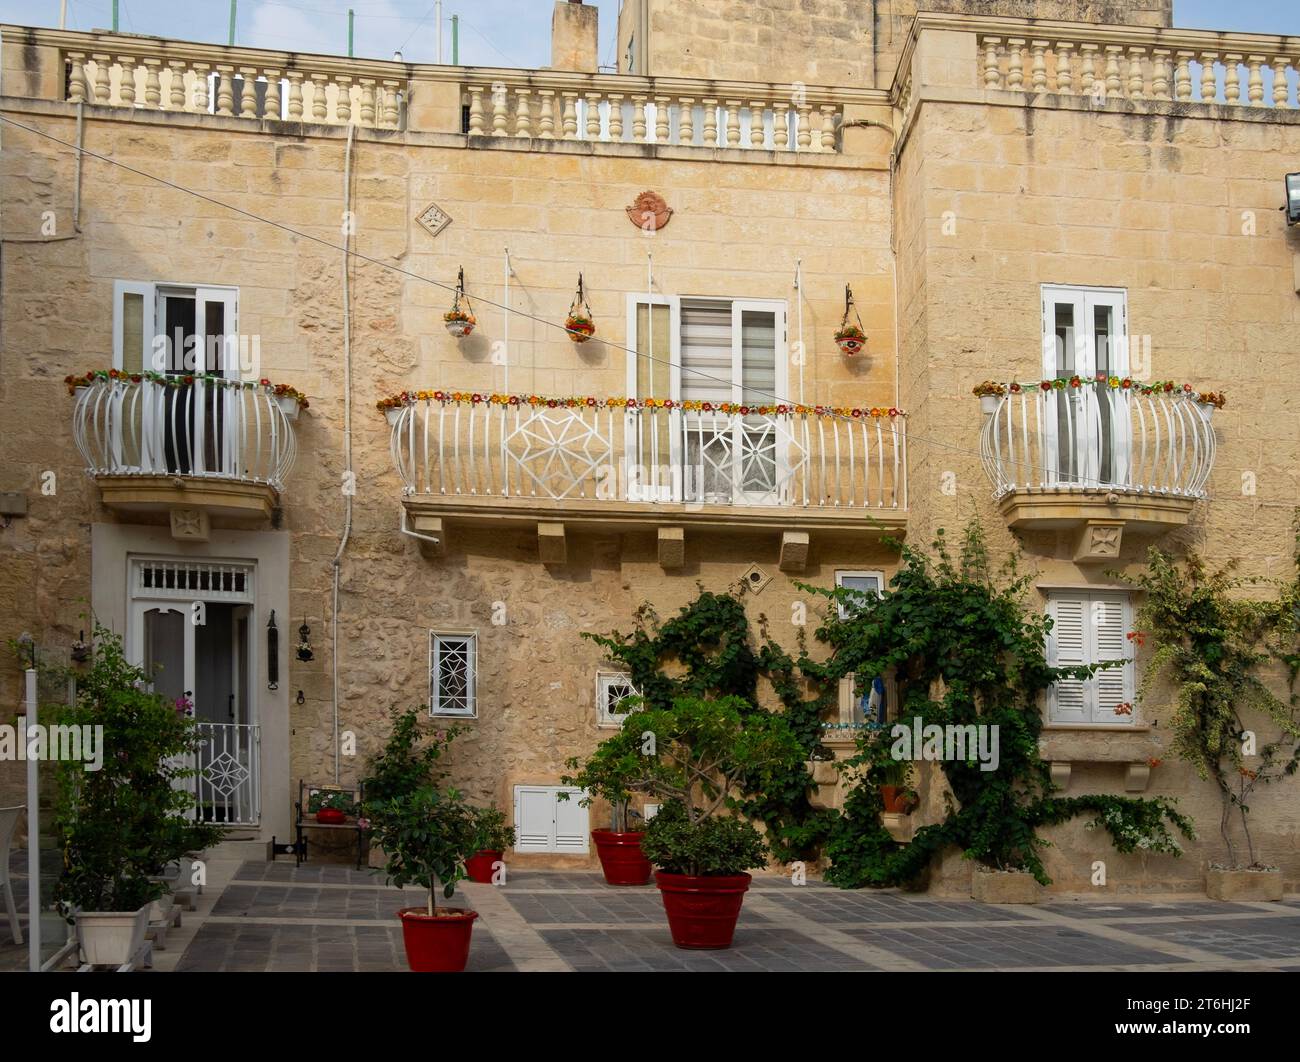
[
  {"left": 538, "top": 521, "right": 566, "bottom": 565},
  {"left": 1049, "top": 761, "right": 1071, "bottom": 791},
  {"left": 1072, "top": 519, "right": 1124, "bottom": 563},
  {"left": 657, "top": 526, "right": 685, "bottom": 570},
  {"left": 778, "top": 530, "right": 811, "bottom": 573},
  {"left": 408, "top": 513, "right": 445, "bottom": 559},
  {"left": 170, "top": 508, "right": 210, "bottom": 542},
  {"left": 1124, "top": 761, "right": 1152, "bottom": 792}
]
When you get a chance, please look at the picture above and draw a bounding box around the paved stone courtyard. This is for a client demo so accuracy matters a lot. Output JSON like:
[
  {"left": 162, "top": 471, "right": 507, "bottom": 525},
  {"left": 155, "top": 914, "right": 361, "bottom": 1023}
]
[{"left": 7, "top": 850, "right": 1300, "bottom": 972}]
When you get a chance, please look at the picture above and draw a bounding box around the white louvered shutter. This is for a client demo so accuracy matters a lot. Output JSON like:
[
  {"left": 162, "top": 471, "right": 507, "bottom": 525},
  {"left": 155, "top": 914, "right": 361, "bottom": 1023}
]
[
  {"left": 514, "top": 787, "right": 555, "bottom": 852},
  {"left": 1091, "top": 594, "right": 1133, "bottom": 723},
  {"left": 1047, "top": 594, "right": 1089, "bottom": 724},
  {"left": 553, "top": 787, "right": 590, "bottom": 853}
]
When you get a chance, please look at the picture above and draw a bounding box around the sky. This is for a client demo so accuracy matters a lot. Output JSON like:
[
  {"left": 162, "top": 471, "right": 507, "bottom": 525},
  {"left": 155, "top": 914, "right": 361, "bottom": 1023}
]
[{"left": 0, "top": 1, "right": 1296, "bottom": 70}]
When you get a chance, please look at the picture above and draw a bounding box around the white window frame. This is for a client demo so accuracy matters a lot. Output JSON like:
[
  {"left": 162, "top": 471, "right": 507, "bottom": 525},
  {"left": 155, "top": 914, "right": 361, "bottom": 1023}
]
[
  {"left": 624, "top": 293, "right": 790, "bottom": 505},
  {"left": 1040, "top": 284, "right": 1130, "bottom": 488},
  {"left": 834, "top": 569, "right": 885, "bottom": 621},
  {"left": 1045, "top": 590, "right": 1137, "bottom": 726},
  {"left": 429, "top": 630, "right": 477, "bottom": 718},
  {"left": 596, "top": 670, "right": 639, "bottom": 728}
]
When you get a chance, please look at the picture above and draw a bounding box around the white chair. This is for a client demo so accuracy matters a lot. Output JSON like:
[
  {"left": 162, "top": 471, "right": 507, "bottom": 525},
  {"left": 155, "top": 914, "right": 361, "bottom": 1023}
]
[{"left": 0, "top": 806, "right": 24, "bottom": 945}]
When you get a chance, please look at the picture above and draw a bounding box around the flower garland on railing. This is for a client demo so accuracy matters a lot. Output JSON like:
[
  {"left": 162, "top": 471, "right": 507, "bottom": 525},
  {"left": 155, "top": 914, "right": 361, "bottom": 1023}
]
[
  {"left": 973, "top": 376, "right": 1224, "bottom": 405},
  {"left": 65, "top": 369, "right": 309, "bottom": 409},
  {"left": 376, "top": 389, "right": 906, "bottom": 419}
]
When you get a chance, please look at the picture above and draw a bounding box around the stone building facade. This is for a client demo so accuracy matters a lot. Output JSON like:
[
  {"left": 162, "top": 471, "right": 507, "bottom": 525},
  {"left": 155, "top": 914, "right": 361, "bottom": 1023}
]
[{"left": 1, "top": 1, "right": 1298, "bottom": 893}]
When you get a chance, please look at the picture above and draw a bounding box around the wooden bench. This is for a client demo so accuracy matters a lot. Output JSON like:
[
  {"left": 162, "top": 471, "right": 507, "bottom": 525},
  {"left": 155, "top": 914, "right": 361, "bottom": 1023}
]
[{"left": 271, "top": 781, "right": 370, "bottom": 870}]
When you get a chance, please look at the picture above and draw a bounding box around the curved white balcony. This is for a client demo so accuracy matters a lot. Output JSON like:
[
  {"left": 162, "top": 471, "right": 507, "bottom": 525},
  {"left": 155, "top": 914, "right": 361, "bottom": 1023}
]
[
  {"left": 978, "top": 382, "right": 1217, "bottom": 552},
  {"left": 72, "top": 376, "right": 298, "bottom": 519},
  {"left": 387, "top": 392, "right": 908, "bottom": 566}
]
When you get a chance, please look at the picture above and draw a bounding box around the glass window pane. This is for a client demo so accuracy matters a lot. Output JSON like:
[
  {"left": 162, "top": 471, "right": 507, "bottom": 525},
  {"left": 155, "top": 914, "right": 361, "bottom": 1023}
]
[
  {"left": 740, "top": 309, "right": 776, "bottom": 405},
  {"left": 1053, "top": 303, "right": 1075, "bottom": 376},
  {"left": 121, "top": 291, "right": 144, "bottom": 374},
  {"left": 1093, "top": 304, "right": 1114, "bottom": 377},
  {"left": 144, "top": 608, "right": 186, "bottom": 705},
  {"left": 634, "top": 304, "right": 671, "bottom": 398}
]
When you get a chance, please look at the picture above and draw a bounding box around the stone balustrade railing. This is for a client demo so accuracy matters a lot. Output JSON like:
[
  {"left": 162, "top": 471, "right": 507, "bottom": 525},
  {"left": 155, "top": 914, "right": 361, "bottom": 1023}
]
[
  {"left": 978, "top": 32, "right": 1299, "bottom": 108},
  {"left": 461, "top": 72, "right": 853, "bottom": 152},
  {"left": 63, "top": 48, "right": 405, "bottom": 127}
]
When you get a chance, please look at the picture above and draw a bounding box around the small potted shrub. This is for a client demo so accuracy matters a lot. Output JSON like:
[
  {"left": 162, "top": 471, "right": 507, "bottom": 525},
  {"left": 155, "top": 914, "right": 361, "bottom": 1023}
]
[
  {"left": 878, "top": 758, "right": 918, "bottom": 815},
  {"left": 466, "top": 806, "right": 516, "bottom": 884},
  {"left": 562, "top": 738, "right": 653, "bottom": 886},
  {"left": 587, "top": 695, "right": 804, "bottom": 948},
  {"left": 310, "top": 789, "right": 354, "bottom": 825},
  {"left": 834, "top": 324, "right": 867, "bottom": 357},
  {"left": 370, "top": 786, "right": 480, "bottom": 972},
  {"left": 972, "top": 380, "right": 1007, "bottom": 414},
  {"left": 270, "top": 382, "right": 309, "bottom": 419},
  {"left": 51, "top": 626, "right": 221, "bottom": 966},
  {"left": 1196, "top": 390, "right": 1227, "bottom": 418}
]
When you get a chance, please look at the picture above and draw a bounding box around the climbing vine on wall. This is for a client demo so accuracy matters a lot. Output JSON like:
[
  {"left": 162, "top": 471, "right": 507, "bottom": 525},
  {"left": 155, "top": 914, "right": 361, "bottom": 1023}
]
[
  {"left": 803, "top": 524, "right": 1195, "bottom": 888},
  {"left": 583, "top": 589, "right": 838, "bottom": 861},
  {"left": 1121, "top": 528, "right": 1300, "bottom": 868}
]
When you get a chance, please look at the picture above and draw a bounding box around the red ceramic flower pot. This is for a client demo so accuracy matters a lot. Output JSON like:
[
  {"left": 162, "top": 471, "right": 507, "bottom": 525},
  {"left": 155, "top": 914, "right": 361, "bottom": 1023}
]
[
  {"left": 316, "top": 808, "right": 346, "bottom": 825},
  {"left": 591, "top": 830, "right": 652, "bottom": 886},
  {"left": 880, "top": 786, "right": 906, "bottom": 813},
  {"left": 654, "top": 871, "right": 752, "bottom": 950},
  {"left": 465, "top": 850, "right": 503, "bottom": 884},
  {"left": 396, "top": 907, "right": 478, "bottom": 972}
]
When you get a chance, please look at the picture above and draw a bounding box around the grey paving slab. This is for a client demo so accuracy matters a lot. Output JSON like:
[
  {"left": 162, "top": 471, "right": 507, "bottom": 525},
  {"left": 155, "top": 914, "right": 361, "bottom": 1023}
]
[
  {"left": 1121, "top": 917, "right": 1300, "bottom": 962},
  {"left": 540, "top": 926, "right": 879, "bottom": 972},
  {"left": 836, "top": 922, "right": 1189, "bottom": 969}
]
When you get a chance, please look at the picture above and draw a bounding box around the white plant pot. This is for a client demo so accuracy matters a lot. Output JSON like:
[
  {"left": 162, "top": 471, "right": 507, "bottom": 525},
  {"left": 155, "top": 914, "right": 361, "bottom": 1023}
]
[
  {"left": 77, "top": 905, "right": 151, "bottom": 966},
  {"left": 1197, "top": 402, "right": 1215, "bottom": 419},
  {"left": 979, "top": 394, "right": 1001, "bottom": 414},
  {"left": 384, "top": 407, "right": 403, "bottom": 427},
  {"left": 276, "top": 396, "right": 300, "bottom": 420},
  {"left": 445, "top": 319, "right": 474, "bottom": 338},
  {"left": 148, "top": 894, "right": 175, "bottom": 924}
]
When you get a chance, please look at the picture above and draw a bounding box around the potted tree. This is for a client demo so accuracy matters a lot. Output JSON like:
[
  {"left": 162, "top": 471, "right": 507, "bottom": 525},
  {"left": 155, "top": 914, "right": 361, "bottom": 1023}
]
[
  {"left": 466, "top": 806, "right": 515, "bottom": 884},
  {"left": 878, "top": 758, "right": 919, "bottom": 815},
  {"left": 561, "top": 742, "right": 653, "bottom": 886},
  {"left": 592, "top": 695, "right": 804, "bottom": 948},
  {"left": 370, "top": 785, "right": 480, "bottom": 972},
  {"left": 51, "top": 626, "right": 221, "bottom": 967}
]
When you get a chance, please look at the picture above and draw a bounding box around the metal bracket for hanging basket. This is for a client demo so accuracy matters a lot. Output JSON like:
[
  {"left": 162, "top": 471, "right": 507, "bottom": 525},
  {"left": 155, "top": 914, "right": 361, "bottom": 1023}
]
[
  {"left": 445, "top": 267, "right": 477, "bottom": 337},
  {"left": 565, "top": 273, "right": 596, "bottom": 343},
  {"left": 834, "top": 284, "right": 867, "bottom": 356}
]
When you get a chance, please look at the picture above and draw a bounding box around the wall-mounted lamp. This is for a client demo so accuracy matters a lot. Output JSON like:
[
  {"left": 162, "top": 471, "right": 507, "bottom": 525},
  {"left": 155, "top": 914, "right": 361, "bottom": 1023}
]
[
  {"left": 297, "top": 620, "right": 314, "bottom": 662},
  {"left": 1285, "top": 173, "right": 1300, "bottom": 226},
  {"left": 267, "top": 611, "right": 280, "bottom": 691}
]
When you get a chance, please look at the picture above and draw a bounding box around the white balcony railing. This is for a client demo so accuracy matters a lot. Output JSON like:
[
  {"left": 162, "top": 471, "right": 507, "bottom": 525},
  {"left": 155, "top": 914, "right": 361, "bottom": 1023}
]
[
  {"left": 979, "top": 382, "right": 1215, "bottom": 499},
  {"left": 388, "top": 393, "right": 907, "bottom": 510},
  {"left": 72, "top": 376, "right": 297, "bottom": 491},
  {"left": 193, "top": 722, "right": 261, "bottom": 826}
]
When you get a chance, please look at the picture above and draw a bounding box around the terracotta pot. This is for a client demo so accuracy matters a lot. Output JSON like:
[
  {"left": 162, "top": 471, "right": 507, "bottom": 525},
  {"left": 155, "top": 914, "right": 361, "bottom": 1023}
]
[
  {"left": 397, "top": 907, "right": 478, "bottom": 972},
  {"left": 880, "top": 785, "right": 907, "bottom": 813},
  {"left": 591, "top": 830, "right": 652, "bottom": 886},
  {"left": 316, "top": 807, "right": 346, "bottom": 825},
  {"left": 655, "top": 871, "right": 751, "bottom": 950},
  {"left": 465, "top": 849, "right": 503, "bottom": 884}
]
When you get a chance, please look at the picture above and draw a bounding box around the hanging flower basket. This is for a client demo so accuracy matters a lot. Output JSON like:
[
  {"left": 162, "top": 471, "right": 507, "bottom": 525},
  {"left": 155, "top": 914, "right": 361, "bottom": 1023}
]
[
  {"left": 564, "top": 273, "right": 596, "bottom": 343},
  {"left": 972, "top": 380, "right": 1007, "bottom": 414},
  {"left": 445, "top": 267, "right": 476, "bottom": 338},
  {"left": 834, "top": 285, "right": 867, "bottom": 356}
]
